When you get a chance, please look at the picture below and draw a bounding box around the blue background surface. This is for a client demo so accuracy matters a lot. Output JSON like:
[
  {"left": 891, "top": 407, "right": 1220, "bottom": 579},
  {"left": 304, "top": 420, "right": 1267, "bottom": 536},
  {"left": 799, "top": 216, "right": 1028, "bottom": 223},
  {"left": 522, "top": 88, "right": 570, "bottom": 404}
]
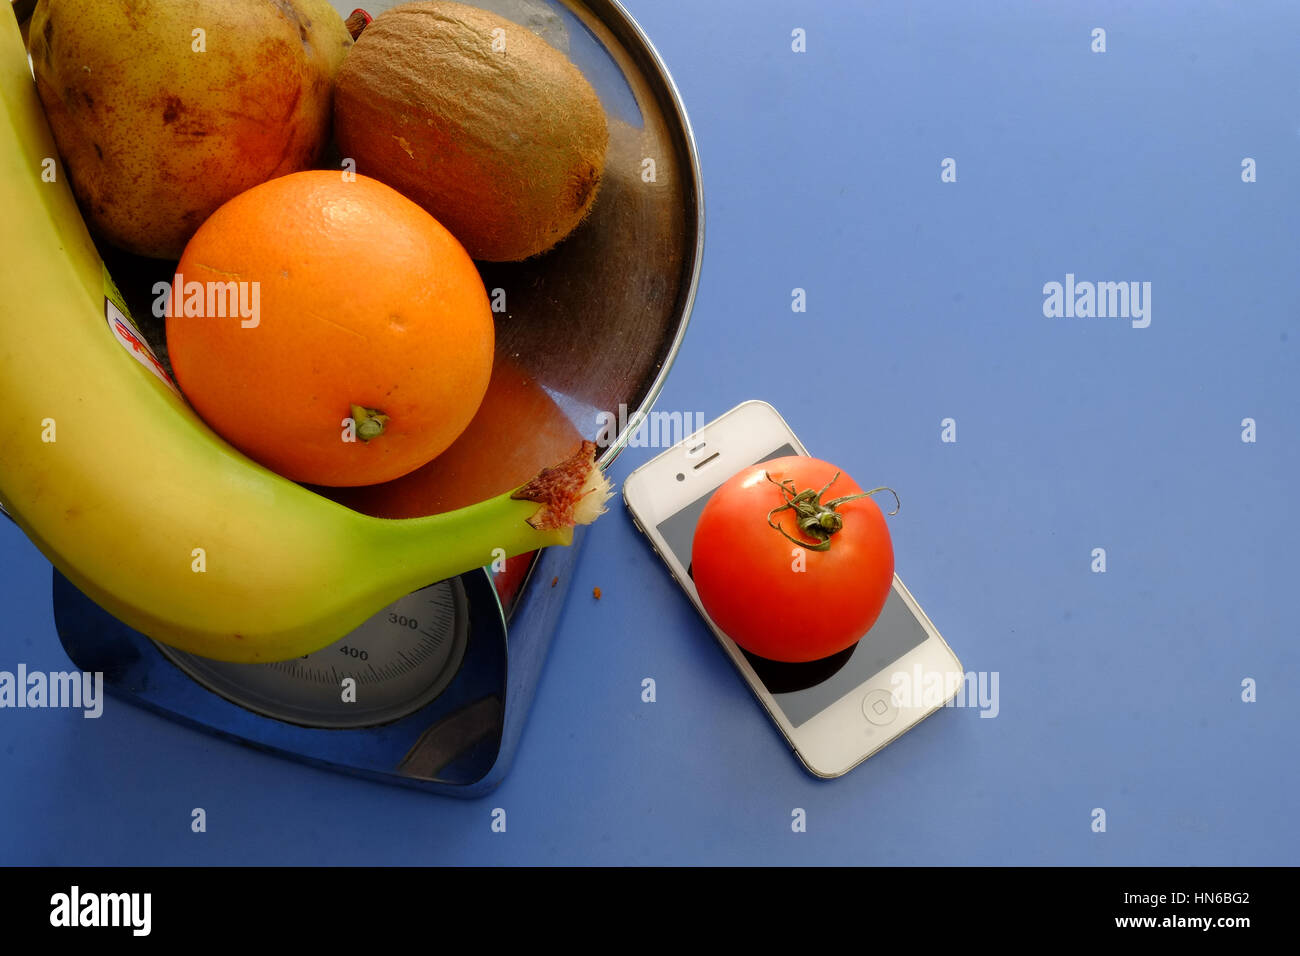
[{"left": 2, "top": 0, "right": 1297, "bottom": 865}]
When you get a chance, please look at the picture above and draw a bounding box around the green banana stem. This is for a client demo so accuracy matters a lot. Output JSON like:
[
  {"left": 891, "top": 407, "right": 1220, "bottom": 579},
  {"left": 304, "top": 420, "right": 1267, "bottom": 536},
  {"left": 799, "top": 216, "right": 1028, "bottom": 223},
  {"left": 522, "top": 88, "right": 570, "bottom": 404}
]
[{"left": 363, "top": 440, "right": 610, "bottom": 594}]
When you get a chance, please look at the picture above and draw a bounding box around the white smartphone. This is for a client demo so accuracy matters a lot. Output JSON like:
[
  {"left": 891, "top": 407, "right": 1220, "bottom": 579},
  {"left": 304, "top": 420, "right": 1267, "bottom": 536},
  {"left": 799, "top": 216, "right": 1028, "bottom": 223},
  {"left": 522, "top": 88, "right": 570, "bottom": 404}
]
[{"left": 622, "top": 400, "right": 964, "bottom": 778}]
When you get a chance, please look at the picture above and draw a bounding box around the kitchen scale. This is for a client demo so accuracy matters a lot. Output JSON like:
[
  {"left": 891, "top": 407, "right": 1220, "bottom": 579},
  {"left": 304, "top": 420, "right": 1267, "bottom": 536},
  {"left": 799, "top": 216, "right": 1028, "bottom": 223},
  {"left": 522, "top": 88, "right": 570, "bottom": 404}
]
[{"left": 15, "top": 0, "right": 703, "bottom": 797}]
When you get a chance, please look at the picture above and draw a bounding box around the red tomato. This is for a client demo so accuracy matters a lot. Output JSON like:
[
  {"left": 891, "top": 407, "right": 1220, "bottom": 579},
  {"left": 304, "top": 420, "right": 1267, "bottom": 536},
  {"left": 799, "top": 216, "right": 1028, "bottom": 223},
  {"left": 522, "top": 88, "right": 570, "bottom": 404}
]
[{"left": 690, "top": 456, "right": 896, "bottom": 663}]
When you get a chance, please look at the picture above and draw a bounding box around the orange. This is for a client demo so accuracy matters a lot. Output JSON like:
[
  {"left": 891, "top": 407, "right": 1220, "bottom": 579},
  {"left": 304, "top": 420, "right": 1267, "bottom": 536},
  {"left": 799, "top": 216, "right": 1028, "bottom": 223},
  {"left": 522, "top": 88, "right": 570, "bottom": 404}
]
[
  {"left": 165, "top": 170, "right": 494, "bottom": 487},
  {"left": 323, "top": 354, "right": 585, "bottom": 517}
]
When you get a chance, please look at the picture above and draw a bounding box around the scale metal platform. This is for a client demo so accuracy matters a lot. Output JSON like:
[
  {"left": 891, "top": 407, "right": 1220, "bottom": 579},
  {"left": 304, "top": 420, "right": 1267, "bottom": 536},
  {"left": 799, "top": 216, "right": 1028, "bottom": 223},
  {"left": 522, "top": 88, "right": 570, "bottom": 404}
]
[{"left": 13, "top": 0, "right": 702, "bottom": 797}]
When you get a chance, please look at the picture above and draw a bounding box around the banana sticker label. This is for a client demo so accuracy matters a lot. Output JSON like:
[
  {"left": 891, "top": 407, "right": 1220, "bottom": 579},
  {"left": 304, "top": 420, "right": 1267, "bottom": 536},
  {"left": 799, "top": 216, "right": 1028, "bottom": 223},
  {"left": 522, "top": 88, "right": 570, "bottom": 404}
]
[{"left": 106, "top": 298, "right": 180, "bottom": 396}]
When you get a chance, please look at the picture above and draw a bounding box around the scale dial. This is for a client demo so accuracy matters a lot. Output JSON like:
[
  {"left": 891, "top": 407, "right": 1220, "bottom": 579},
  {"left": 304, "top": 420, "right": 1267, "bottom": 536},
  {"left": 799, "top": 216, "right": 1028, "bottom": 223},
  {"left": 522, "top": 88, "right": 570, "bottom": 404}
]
[{"left": 155, "top": 580, "right": 470, "bottom": 729}]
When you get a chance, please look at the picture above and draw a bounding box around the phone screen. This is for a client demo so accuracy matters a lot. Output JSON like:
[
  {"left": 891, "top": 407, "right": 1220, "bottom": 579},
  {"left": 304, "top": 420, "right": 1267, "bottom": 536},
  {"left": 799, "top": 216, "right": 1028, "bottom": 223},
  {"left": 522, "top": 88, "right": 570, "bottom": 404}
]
[{"left": 655, "top": 444, "right": 930, "bottom": 727}]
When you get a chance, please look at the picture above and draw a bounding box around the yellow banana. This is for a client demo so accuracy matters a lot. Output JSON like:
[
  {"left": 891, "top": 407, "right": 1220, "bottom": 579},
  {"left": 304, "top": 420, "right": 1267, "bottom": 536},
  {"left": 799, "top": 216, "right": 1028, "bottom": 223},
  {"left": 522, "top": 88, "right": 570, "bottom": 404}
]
[{"left": 0, "top": 8, "right": 608, "bottom": 663}]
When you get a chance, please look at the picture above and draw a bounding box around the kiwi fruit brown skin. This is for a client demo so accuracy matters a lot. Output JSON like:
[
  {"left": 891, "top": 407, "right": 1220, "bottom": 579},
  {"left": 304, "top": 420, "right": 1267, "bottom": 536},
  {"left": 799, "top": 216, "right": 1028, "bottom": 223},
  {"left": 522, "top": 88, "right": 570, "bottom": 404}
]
[{"left": 334, "top": 1, "right": 609, "bottom": 262}]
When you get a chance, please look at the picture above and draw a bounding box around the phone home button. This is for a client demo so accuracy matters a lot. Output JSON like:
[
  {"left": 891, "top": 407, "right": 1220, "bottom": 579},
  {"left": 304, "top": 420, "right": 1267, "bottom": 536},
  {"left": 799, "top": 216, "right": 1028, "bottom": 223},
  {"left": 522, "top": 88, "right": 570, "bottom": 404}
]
[{"left": 862, "top": 689, "right": 899, "bottom": 726}]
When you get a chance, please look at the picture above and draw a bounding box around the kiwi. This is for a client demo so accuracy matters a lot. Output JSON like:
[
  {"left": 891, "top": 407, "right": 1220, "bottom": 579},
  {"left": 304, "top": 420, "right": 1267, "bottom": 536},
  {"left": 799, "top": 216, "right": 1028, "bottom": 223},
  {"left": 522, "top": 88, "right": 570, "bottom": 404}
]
[{"left": 334, "top": 1, "right": 609, "bottom": 262}]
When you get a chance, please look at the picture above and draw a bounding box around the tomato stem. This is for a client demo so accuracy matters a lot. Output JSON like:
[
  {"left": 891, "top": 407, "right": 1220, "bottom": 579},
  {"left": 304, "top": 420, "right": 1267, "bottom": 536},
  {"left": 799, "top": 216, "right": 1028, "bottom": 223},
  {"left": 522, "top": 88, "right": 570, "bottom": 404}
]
[{"left": 764, "top": 472, "right": 898, "bottom": 552}]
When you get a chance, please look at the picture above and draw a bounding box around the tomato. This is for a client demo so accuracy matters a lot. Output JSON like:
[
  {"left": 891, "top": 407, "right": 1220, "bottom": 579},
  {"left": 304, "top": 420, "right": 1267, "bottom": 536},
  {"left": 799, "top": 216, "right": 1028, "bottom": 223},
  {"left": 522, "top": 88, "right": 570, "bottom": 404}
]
[{"left": 690, "top": 456, "right": 896, "bottom": 663}]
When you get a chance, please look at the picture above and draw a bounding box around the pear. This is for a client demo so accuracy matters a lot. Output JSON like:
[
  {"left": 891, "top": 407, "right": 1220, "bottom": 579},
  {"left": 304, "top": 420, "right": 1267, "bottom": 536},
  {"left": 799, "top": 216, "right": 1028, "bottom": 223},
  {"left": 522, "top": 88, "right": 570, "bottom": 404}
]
[{"left": 28, "top": 0, "right": 352, "bottom": 259}]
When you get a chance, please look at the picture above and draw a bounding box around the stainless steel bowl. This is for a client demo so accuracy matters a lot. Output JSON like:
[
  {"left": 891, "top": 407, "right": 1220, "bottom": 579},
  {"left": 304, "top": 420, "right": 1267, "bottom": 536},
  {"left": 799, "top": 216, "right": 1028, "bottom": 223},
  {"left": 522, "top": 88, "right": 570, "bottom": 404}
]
[
  {"left": 26, "top": 0, "right": 704, "bottom": 795},
  {"left": 71, "top": 0, "right": 702, "bottom": 511}
]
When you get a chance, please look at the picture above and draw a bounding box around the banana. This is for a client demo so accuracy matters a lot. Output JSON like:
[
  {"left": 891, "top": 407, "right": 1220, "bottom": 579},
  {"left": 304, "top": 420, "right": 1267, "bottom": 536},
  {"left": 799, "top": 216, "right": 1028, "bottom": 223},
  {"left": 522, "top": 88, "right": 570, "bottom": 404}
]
[{"left": 0, "top": 8, "right": 609, "bottom": 663}]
